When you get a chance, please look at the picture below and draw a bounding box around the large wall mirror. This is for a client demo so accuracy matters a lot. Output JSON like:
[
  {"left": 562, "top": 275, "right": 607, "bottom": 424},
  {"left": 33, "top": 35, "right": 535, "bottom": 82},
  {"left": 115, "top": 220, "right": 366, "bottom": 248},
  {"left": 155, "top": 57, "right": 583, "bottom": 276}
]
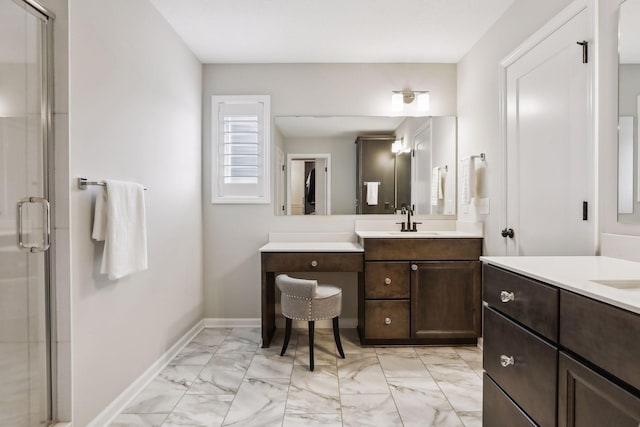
[
  {"left": 618, "top": 0, "right": 640, "bottom": 223},
  {"left": 273, "top": 116, "right": 457, "bottom": 216}
]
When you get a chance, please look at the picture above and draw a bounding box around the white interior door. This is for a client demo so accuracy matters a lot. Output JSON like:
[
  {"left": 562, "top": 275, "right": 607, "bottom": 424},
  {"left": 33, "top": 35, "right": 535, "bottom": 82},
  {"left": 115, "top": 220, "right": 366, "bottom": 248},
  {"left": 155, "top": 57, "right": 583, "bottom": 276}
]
[
  {"left": 504, "top": 6, "right": 594, "bottom": 256},
  {"left": 314, "top": 158, "right": 328, "bottom": 215}
]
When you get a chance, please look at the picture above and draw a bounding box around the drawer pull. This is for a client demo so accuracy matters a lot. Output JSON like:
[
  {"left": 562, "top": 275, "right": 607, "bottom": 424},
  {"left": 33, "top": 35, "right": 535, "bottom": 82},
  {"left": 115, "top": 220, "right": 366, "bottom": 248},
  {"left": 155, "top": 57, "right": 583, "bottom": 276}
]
[
  {"left": 311, "top": 260, "right": 318, "bottom": 267},
  {"left": 384, "top": 317, "right": 392, "bottom": 325},
  {"left": 500, "top": 355, "right": 515, "bottom": 367},
  {"left": 500, "top": 291, "right": 515, "bottom": 303},
  {"left": 384, "top": 277, "right": 392, "bottom": 285},
  {"left": 411, "top": 264, "right": 418, "bottom": 271}
]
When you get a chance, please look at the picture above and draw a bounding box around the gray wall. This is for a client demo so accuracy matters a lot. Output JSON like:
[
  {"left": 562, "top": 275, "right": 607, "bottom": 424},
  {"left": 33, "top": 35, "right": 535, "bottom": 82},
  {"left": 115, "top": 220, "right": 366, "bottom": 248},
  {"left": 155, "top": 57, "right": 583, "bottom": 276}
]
[
  {"left": 202, "top": 63, "right": 457, "bottom": 319},
  {"left": 68, "top": 0, "right": 203, "bottom": 424}
]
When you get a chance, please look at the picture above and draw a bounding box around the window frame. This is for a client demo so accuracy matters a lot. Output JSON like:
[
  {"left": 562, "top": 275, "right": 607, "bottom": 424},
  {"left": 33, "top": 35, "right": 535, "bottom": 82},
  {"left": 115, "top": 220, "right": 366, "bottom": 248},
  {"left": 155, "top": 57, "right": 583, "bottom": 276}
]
[{"left": 211, "top": 95, "right": 271, "bottom": 204}]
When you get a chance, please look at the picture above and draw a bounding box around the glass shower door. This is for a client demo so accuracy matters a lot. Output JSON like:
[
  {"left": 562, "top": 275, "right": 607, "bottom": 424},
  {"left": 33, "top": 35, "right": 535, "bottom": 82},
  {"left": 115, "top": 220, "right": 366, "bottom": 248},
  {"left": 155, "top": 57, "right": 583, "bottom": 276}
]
[{"left": 0, "top": 0, "right": 52, "bottom": 425}]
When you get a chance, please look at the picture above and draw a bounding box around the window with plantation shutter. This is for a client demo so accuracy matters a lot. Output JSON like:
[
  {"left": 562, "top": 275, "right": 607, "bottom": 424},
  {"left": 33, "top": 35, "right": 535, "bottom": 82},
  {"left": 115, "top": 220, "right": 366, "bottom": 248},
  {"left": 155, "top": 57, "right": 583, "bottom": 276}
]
[{"left": 211, "top": 95, "right": 271, "bottom": 204}]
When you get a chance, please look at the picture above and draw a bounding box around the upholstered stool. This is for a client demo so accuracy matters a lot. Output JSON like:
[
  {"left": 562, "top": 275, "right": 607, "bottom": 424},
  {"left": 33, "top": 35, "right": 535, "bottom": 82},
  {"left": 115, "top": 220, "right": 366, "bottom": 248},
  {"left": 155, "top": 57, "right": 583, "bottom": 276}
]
[{"left": 276, "top": 274, "right": 345, "bottom": 371}]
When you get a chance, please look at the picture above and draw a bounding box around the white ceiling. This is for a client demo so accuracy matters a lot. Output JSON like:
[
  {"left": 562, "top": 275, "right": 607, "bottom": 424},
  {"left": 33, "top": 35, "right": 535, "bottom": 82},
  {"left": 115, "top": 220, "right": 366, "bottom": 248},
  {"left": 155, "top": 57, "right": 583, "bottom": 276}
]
[{"left": 149, "top": 0, "right": 515, "bottom": 63}]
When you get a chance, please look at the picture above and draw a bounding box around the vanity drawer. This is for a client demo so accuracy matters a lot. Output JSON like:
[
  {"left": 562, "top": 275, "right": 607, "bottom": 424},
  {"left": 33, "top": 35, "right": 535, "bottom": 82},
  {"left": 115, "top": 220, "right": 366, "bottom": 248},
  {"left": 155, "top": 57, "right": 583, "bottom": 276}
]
[
  {"left": 364, "top": 300, "right": 410, "bottom": 339},
  {"left": 364, "top": 262, "right": 410, "bottom": 299},
  {"left": 560, "top": 290, "right": 640, "bottom": 392},
  {"left": 261, "top": 252, "right": 363, "bottom": 273},
  {"left": 484, "top": 307, "right": 558, "bottom": 427},
  {"left": 483, "top": 264, "right": 559, "bottom": 341},
  {"left": 483, "top": 373, "right": 536, "bottom": 427},
  {"left": 363, "top": 238, "right": 482, "bottom": 261}
]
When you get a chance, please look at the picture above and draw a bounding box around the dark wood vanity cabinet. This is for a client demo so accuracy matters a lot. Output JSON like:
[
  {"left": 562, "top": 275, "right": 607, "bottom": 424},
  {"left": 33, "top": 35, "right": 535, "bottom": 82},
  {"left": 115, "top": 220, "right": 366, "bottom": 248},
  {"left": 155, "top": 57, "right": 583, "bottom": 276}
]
[
  {"left": 359, "top": 238, "right": 482, "bottom": 345},
  {"left": 411, "top": 261, "right": 481, "bottom": 339},
  {"left": 483, "top": 264, "right": 640, "bottom": 427},
  {"left": 558, "top": 352, "right": 640, "bottom": 427}
]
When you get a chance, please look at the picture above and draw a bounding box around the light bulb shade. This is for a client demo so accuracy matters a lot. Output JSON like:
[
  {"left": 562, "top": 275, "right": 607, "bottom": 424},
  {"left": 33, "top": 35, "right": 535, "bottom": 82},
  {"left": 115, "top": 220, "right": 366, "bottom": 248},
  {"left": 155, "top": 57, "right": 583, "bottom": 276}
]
[
  {"left": 391, "top": 140, "right": 403, "bottom": 153},
  {"left": 391, "top": 93, "right": 404, "bottom": 113},
  {"left": 416, "top": 92, "right": 430, "bottom": 112}
]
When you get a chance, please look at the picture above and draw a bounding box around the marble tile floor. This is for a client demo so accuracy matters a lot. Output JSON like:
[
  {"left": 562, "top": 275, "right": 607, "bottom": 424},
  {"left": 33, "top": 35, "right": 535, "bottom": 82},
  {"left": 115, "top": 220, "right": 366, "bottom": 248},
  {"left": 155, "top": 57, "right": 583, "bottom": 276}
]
[{"left": 110, "top": 327, "right": 483, "bottom": 427}]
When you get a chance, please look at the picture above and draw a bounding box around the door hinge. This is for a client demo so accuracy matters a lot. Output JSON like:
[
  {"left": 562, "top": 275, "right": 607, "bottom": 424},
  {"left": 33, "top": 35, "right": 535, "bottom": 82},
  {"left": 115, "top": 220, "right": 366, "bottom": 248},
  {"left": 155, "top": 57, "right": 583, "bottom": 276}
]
[
  {"left": 325, "top": 166, "right": 327, "bottom": 172},
  {"left": 281, "top": 165, "right": 285, "bottom": 171},
  {"left": 282, "top": 205, "right": 285, "bottom": 212},
  {"left": 412, "top": 149, "right": 415, "bottom": 157},
  {"left": 577, "top": 40, "right": 588, "bottom": 64},
  {"left": 583, "top": 201, "right": 588, "bottom": 221}
]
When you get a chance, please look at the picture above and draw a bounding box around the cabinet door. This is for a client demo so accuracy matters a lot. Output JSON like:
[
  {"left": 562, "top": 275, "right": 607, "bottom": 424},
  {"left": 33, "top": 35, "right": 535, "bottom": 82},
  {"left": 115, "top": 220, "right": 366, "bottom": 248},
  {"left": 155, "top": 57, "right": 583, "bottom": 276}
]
[
  {"left": 558, "top": 352, "right": 640, "bottom": 427},
  {"left": 411, "top": 261, "right": 481, "bottom": 339}
]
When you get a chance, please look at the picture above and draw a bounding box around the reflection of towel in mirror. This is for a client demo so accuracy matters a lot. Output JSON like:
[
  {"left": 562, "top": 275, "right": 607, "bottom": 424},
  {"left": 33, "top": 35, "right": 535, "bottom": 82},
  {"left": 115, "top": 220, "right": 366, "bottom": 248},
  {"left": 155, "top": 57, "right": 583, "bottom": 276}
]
[
  {"left": 461, "top": 158, "right": 475, "bottom": 205},
  {"left": 366, "top": 182, "right": 379, "bottom": 205},
  {"left": 430, "top": 167, "right": 441, "bottom": 206}
]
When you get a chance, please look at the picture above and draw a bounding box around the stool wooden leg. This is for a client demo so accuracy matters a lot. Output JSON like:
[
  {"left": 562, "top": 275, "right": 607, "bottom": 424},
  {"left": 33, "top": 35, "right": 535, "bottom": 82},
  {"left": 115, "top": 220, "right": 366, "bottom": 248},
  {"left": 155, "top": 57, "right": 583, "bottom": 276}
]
[
  {"left": 333, "top": 317, "right": 345, "bottom": 359},
  {"left": 281, "top": 318, "right": 292, "bottom": 357},
  {"left": 308, "top": 321, "right": 315, "bottom": 371}
]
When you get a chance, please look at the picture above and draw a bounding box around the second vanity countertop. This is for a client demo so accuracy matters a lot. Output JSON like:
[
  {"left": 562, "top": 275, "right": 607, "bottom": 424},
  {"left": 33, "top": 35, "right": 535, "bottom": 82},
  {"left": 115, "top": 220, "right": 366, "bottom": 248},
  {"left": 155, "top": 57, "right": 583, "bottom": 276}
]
[
  {"left": 356, "top": 230, "right": 482, "bottom": 239},
  {"left": 481, "top": 256, "right": 640, "bottom": 314}
]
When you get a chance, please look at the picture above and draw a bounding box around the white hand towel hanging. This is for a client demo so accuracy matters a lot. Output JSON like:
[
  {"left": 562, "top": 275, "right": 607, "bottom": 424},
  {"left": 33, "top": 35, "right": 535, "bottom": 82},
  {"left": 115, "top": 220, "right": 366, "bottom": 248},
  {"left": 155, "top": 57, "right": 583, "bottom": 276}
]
[
  {"left": 366, "top": 182, "right": 379, "bottom": 205},
  {"left": 93, "top": 180, "right": 148, "bottom": 280},
  {"left": 461, "top": 158, "right": 475, "bottom": 205}
]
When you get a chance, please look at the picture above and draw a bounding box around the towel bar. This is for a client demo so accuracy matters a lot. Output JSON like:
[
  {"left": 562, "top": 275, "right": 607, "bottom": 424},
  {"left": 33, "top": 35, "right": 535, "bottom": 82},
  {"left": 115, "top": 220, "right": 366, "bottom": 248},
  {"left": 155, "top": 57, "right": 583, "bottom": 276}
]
[
  {"left": 461, "top": 153, "right": 485, "bottom": 162},
  {"left": 78, "top": 177, "right": 147, "bottom": 190}
]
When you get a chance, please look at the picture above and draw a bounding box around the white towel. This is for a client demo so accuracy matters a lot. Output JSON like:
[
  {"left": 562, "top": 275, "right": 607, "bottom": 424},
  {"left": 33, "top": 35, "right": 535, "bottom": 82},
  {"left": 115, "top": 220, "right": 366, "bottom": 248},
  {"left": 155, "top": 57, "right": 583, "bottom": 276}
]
[
  {"left": 366, "top": 182, "right": 379, "bottom": 205},
  {"left": 461, "top": 158, "right": 475, "bottom": 205},
  {"left": 92, "top": 180, "right": 148, "bottom": 280},
  {"left": 92, "top": 188, "right": 108, "bottom": 241},
  {"left": 430, "top": 167, "right": 440, "bottom": 206}
]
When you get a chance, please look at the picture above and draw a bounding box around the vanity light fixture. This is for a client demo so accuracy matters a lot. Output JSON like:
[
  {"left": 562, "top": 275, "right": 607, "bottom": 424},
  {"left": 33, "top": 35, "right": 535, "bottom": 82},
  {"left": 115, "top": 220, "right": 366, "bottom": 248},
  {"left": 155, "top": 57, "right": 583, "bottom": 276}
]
[
  {"left": 391, "top": 137, "right": 411, "bottom": 154},
  {"left": 391, "top": 90, "right": 430, "bottom": 114}
]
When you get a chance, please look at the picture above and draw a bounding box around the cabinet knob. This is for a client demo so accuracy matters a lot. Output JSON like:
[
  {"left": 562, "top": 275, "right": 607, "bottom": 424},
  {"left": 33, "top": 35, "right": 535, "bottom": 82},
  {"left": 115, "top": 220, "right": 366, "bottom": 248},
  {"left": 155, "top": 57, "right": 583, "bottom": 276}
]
[
  {"left": 384, "top": 317, "right": 392, "bottom": 325},
  {"left": 411, "top": 264, "right": 418, "bottom": 271},
  {"left": 311, "top": 260, "right": 318, "bottom": 267},
  {"left": 500, "top": 291, "right": 515, "bottom": 303},
  {"left": 384, "top": 277, "right": 392, "bottom": 285},
  {"left": 500, "top": 355, "right": 515, "bottom": 367}
]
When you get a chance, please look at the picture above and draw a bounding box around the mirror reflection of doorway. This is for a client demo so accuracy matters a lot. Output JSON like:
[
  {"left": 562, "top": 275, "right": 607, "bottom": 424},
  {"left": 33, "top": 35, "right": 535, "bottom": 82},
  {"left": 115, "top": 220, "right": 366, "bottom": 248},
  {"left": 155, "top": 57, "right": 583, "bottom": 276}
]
[{"left": 287, "top": 154, "right": 330, "bottom": 215}]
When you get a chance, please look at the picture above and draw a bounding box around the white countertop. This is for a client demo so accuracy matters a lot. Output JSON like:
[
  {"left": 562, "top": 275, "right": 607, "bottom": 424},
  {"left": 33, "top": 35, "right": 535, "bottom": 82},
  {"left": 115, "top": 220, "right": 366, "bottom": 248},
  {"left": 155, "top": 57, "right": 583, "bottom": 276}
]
[
  {"left": 481, "top": 256, "right": 640, "bottom": 314},
  {"left": 259, "top": 242, "right": 364, "bottom": 252},
  {"left": 356, "top": 230, "right": 482, "bottom": 239}
]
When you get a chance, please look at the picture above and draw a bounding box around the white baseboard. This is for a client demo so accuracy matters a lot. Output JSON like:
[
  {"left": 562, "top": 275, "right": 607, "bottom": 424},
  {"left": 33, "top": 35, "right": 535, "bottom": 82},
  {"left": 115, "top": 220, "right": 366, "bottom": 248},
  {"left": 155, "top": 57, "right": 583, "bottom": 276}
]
[
  {"left": 88, "top": 320, "right": 204, "bottom": 427},
  {"left": 203, "top": 318, "right": 261, "bottom": 328}
]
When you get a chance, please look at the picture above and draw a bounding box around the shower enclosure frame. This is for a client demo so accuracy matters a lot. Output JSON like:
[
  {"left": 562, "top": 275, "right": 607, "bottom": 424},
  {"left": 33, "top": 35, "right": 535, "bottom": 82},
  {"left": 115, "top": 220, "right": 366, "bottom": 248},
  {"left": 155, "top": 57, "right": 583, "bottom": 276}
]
[{"left": 11, "top": 0, "right": 57, "bottom": 424}]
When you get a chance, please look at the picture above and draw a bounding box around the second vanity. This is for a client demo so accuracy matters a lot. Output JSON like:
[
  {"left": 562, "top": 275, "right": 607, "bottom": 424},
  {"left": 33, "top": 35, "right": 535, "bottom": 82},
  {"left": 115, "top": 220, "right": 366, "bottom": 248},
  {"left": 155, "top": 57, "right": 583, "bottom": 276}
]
[{"left": 481, "top": 256, "right": 640, "bottom": 426}]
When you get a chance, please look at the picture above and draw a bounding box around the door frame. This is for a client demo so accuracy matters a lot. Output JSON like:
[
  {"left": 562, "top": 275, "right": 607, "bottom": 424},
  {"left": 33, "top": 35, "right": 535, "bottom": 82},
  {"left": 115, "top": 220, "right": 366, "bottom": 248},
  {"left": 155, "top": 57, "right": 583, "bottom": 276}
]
[
  {"left": 498, "top": 0, "right": 596, "bottom": 255},
  {"left": 286, "top": 153, "right": 331, "bottom": 215}
]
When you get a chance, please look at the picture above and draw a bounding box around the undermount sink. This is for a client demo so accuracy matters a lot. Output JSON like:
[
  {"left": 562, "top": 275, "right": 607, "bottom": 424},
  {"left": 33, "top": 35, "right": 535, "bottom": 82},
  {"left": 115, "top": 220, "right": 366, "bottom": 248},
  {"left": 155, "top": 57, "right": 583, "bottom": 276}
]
[
  {"left": 384, "top": 231, "right": 441, "bottom": 236},
  {"left": 590, "top": 279, "right": 640, "bottom": 290}
]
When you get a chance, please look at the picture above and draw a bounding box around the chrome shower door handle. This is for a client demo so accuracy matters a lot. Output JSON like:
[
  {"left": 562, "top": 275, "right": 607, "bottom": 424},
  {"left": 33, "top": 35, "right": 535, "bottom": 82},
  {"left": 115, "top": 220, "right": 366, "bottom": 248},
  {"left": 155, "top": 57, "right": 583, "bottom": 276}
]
[{"left": 17, "top": 196, "right": 51, "bottom": 253}]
